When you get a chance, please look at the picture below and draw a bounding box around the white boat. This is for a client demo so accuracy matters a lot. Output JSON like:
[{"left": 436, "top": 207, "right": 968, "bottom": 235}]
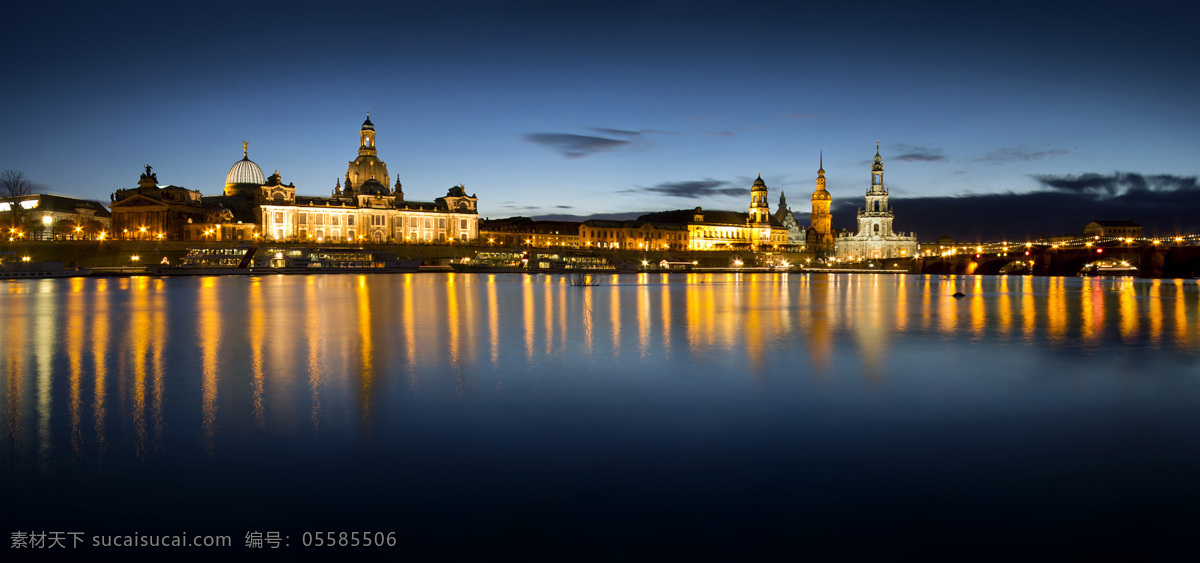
[
  {"left": 148, "top": 247, "right": 422, "bottom": 276},
  {"left": 253, "top": 248, "right": 421, "bottom": 274}
]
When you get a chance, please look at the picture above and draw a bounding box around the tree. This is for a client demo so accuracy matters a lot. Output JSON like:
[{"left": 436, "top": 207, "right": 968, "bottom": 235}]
[{"left": 1, "top": 169, "right": 34, "bottom": 234}]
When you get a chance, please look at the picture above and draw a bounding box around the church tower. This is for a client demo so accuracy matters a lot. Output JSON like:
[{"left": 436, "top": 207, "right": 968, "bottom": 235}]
[
  {"left": 858, "top": 142, "right": 896, "bottom": 238},
  {"left": 809, "top": 147, "right": 834, "bottom": 252},
  {"left": 749, "top": 174, "right": 770, "bottom": 225},
  {"left": 345, "top": 112, "right": 391, "bottom": 197}
]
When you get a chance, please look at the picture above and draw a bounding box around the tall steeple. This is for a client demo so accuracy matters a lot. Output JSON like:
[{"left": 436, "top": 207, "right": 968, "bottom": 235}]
[
  {"left": 871, "top": 140, "right": 884, "bottom": 190},
  {"left": 810, "top": 146, "right": 833, "bottom": 253}
]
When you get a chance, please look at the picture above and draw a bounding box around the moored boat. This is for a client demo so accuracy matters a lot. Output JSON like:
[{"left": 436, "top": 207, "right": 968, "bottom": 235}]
[{"left": 0, "top": 259, "right": 92, "bottom": 279}]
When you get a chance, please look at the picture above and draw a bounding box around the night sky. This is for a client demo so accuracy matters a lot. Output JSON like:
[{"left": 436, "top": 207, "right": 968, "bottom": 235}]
[{"left": 3, "top": 1, "right": 1197, "bottom": 240}]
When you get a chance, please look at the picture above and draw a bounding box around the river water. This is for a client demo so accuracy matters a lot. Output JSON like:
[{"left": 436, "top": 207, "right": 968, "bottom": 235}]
[{"left": 2, "top": 273, "right": 1199, "bottom": 557}]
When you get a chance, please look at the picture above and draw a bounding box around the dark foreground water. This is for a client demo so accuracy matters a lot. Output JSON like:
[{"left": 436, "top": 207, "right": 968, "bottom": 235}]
[{"left": 2, "top": 273, "right": 1199, "bottom": 559}]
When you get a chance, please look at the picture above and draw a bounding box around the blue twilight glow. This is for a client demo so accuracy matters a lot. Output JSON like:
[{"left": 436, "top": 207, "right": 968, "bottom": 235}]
[{"left": 1, "top": 1, "right": 1197, "bottom": 239}]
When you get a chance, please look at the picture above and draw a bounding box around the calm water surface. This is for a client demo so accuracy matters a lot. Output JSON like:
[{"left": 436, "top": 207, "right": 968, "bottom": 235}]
[{"left": 2, "top": 273, "right": 1200, "bottom": 557}]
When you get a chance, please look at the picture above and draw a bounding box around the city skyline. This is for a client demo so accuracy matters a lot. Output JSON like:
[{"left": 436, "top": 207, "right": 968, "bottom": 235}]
[{"left": 2, "top": 1, "right": 1197, "bottom": 240}]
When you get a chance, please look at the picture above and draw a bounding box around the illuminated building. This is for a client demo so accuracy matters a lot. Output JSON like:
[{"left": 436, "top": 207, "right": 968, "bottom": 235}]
[
  {"left": 0, "top": 193, "right": 111, "bottom": 240},
  {"left": 639, "top": 175, "right": 790, "bottom": 250},
  {"left": 806, "top": 149, "right": 834, "bottom": 254},
  {"left": 110, "top": 165, "right": 207, "bottom": 240},
  {"left": 1083, "top": 220, "right": 1142, "bottom": 239},
  {"left": 192, "top": 115, "right": 480, "bottom": 243},
  {"left": 834, "top": 143, "right": 917, "bottom": 260},
  {"left": 482, "top": 217, "right": 583, "bottom": 248},
  {"left": 579, "top": 219, "right": 688, "bottom": 250}
]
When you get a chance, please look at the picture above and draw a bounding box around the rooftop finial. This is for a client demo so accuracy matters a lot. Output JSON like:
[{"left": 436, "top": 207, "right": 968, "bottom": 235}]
[
  {"left": 820, "top": 144, "right": 824, "bottom": 170},
  {"left": 243, "top": 141, "right": 248, "bottom": 158}
]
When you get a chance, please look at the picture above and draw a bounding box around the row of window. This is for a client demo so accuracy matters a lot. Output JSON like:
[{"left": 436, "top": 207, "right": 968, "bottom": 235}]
[{"left": 279, "top": 212, "right": 471, "bottom": 232}]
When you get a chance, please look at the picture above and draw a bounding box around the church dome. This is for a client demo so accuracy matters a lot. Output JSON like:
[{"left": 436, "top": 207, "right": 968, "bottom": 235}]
[
  {"left": 361, "top": 116, "right": 375, "bottom": 131},
  {"left": 752, "top": 174, "right": 767, "bottom": 189},
  {"left": 227, "top": 156, "right": 265, "bottom": 186},
  {"left": 811, "top": 189, "right": 831, "bottom": 201}
]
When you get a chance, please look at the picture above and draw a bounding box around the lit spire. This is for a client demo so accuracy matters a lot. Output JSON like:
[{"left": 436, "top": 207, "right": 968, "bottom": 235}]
[
  {"left": 818, "top": 144, "right": 825, "bottom": 175},
  {"left": 243, "top": 141, "right": 248, "bottom": 158}
]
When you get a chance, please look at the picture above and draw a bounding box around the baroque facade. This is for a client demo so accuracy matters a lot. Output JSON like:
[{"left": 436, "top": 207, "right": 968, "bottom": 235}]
[
  {"left": 191, "top": 115, "right": 480, "bottom": 243},
  {"left": 110, "top": 166, "right": 208, "bottom": 240},
  {"left": 835, "top": 144, "right": 917, "bottom": 260}
]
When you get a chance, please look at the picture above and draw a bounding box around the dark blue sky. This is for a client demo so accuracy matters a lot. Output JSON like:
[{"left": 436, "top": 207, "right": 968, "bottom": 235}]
[{"left": 3, "top": 1, "right": 1197, "bottom": 236}]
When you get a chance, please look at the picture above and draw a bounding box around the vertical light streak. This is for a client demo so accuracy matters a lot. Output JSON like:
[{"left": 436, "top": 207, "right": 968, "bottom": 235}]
[
  {"left": 34, "top": 281, "right": 56, "bottom": 466},
  {"left": 92, "top": 278, "right": 109, "bottom": 457},
  {"left": 523, "top": 276, "right": 535, "bottom": 361},
  {"left": 66, "top": 280, "right": 84, "bottom": 456},
  {"left": 249, "top": 279, "right": 266, "bottom": 427},
  {"left": 1147, "top": 280, "right": 1163, "bottom": 347},
  {"left": 637, "top": 280, "right": 649, "bottom": 358},
  {"left": 356, "top": 275, "right": 373, "bottom": 425},
  {"left": 198, "top": 277, "right": 221, "bottom": 453},
  {"left": 130, "top": 277, "right": 149, "bottom": 458},
  {"left": 487, "top": 275, "right": 500, "bottom": 370}
]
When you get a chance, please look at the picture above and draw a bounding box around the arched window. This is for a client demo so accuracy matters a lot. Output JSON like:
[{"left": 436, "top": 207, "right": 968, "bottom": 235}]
[{"left": 873, "top": 224, "right": 880, "bottom": 234}]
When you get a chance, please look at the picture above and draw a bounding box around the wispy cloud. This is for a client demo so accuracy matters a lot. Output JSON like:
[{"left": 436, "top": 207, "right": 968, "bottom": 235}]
[
  {"left": 523, "top": 133, "right": 631, "bottom": 158},
  {"left": 525, "top": 127, "right": 677, "bottom": 158},
  {"left": 1032, "top": 171, "right": 1199, "bottom": 198},
  {"left": 975, "top": 146, "right": 1070, "bottom": 164},
  {"left": 623, "top": 179, "right": 747, "bottom": 199},
  {"left": 586, "top": 127, "right": 641, "bottom": 138},
  {"left": 892, "top": 143, "right": 948, "bottom": 162}
]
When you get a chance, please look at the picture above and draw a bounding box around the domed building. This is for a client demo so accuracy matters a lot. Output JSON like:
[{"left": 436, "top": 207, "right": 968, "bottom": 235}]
[
  {"left": 224, "top": 142, "right": 266, "bottom": 197},
  {"left": 250, "top": 114, "right": 479, "bottom": 244},
  {"left": 342, "top": 114, "right": 392, "bottom": 197}
]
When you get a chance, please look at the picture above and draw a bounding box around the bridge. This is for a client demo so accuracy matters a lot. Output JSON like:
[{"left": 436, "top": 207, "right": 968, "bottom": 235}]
[{"left": 916, "top": 235, "right": 1200, "bottom": 278}]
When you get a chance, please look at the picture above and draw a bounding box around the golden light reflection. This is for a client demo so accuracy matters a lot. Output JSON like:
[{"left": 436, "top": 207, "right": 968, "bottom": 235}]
[
  {"left": 487, "top": 275, "right": 500, "bottom": 371},
  {"left": 249, "top": 280, "right": 266, "bottom": 426},
  {"left": 66, "top": 282, "right": 83, "bottom": 457},
  {"left": 1119, "top": 280, "right": 1138, "bottom": 344},
  {"left": 447, "top": 273, "right": 461, "bottom": 366},
  {"left": 4, "top": 288, "right": 28, "bottom": 458},
  {"left": 609, "top": 281, "right": 621, "bottom": 357},
  {"left": 356, "top": 275, "right": 375, "bottom": 422},
  {"left": 582, "top": 278, "right": 594, "bottom": 358},
  {"left": 1174, "top": 279, "right": 1189, "bottom": 350},
  {"left": 523, "top": 276, "right": 535, "bottom": 361},
  {"left": 659, "top": 278, "right": 671, "bottom": 358},
  {"left": 1046, "top": 277, "right": 1067, "bottom": 344},
  {"left": 198, "top": 278, "right": 221, "bottom": 453},
  {"left": 92, "top": 278, "right": 109, "bottom": 457},
  {"left": 637, "top": 281, "right": 649, "bottom": 358},
  {"left": 150, "top": 280, "right": 165, "bottom": 450},
  {"left": 542, "top": 278, "right": 554, "bottom": 356},
  {"left": 34, "top": 284, "right": 56, "bottom": 466},
  {"left": 305, "top": 280, "right": 322, "bottom": 430},
  {"left": 995, "top": 275, "right": 1011, "bottom": 338},
  {"left": 807, "top": 275, "right": 834, "bottom": 375},
  {"left": 1147, "top": 281, "right": 1163, "bottom": 347},
  {"left": 403, "top": 275, "right": 418, "bottom": 392},
  {"left": 130, "top": 280, "right": 150, "bottom": 457},
  {"left": 1021, "top": 276, "right": 1036, "bottom": 341}
]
